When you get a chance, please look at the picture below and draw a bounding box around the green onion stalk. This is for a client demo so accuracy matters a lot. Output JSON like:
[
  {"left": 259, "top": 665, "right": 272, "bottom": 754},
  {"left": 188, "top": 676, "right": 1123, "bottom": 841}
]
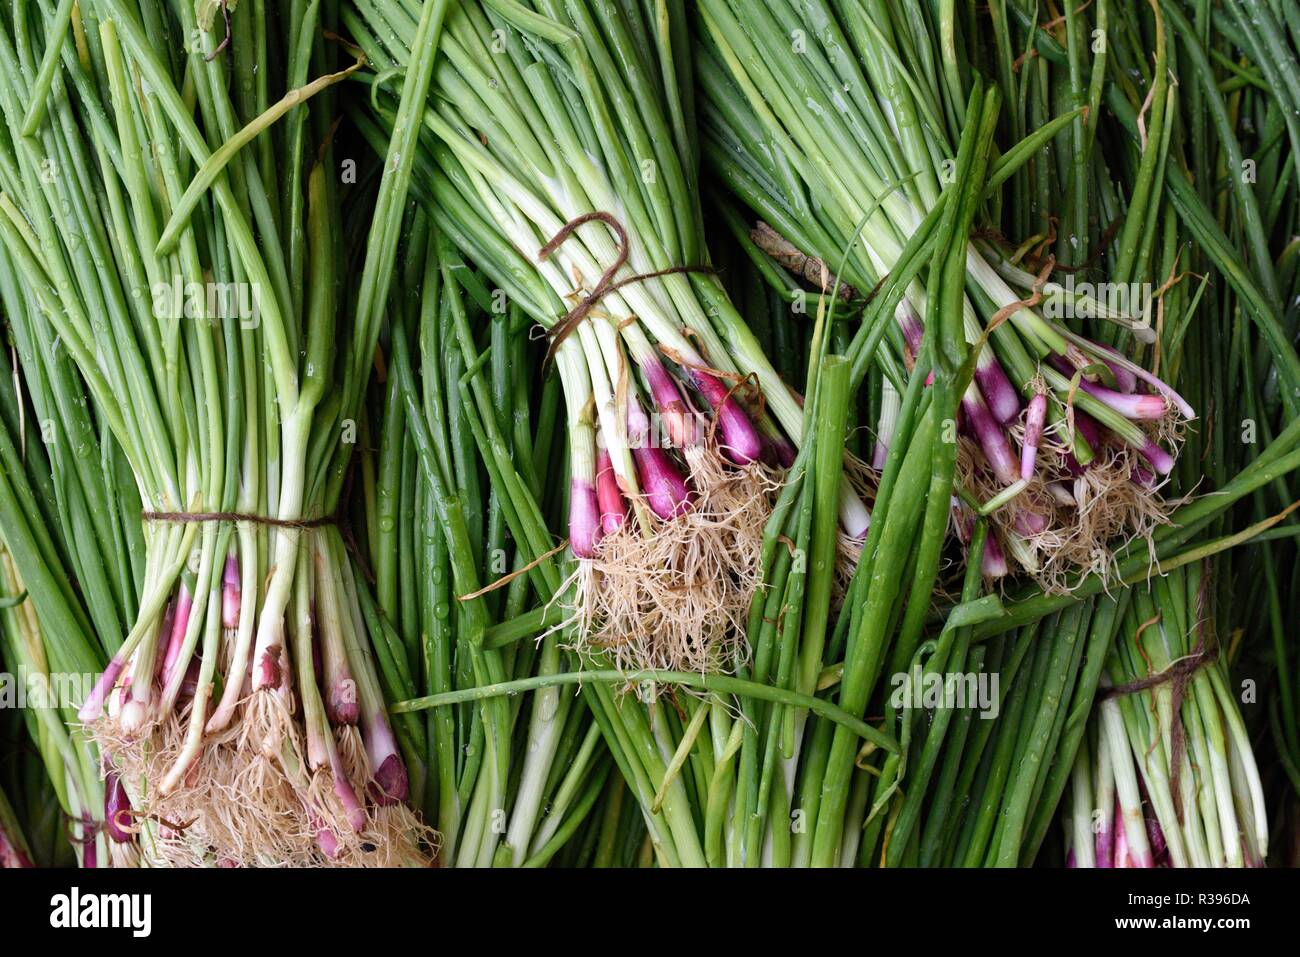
[
  {"left": 548, "top": 772, "right": 650, "bottom": 867},
  {"left": 694, "top": 0, "right": 1196, "bottom": 587},
  {"left": 0, "top": 672, "right": 52, "bottom": 866},
  {"left": 0, "top": 538, "right": 41, "bottom": 870},
  {"left": 344, "top": 0, "right": 875, "bottom": 680},
  {"left": 0, "top": 0, "right": 431, "bottom": 864}
]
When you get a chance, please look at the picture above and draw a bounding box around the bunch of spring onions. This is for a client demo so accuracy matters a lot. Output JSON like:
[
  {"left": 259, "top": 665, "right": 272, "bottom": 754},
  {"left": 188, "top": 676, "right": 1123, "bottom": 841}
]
[
  {"left": 1053, "top": 0, "right": 1299, "bottom": 869},
  {"left": 879, "top": 596, "right": 1120, "bottom": 867},
  {"left": 345, "top": 0, "right": 875, "bottom": 677},
  {"left": 1066, "top": 565, "right": 1267, "bottom": 868},
  {"left": 0, "top": 320, "right": 139, "bottom": 867},
  {"left": 0, "top": 548, "right": 137, "bottom": 867},
  {"left": 891, "top": 241, "right": 1286, "bottom": 869},
  {"left": 885, "top": 0, "right": 1300, "bottom": 858},
  {"left": 695, "top": 0, "right": 1196, "bottom": 586},
  {"left": 354, "top": 214, "right": 614, "bottom": 866},
  {"left": 962, "top": 423, "right": 1299, "bottom": 870},
  {"left": 1138, "top": 1, "right": 1300, "bottom": 839},
  {"left": 0, "top": 0, "right": 430, "bottom": 865},
  {"left": 864, "top": 0, "right": 1273, "bottom": 868},
  {"left": 1062, "top": 0, "right": 1297, "bottom": 866}
]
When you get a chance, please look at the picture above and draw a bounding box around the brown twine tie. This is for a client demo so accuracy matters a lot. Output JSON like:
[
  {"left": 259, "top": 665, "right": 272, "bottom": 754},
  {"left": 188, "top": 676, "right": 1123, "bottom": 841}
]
[
  {"left": 141, "top": 509, "right": 338, "bottom": 530},
  {"left": 537, "top": 211, "right": 714, "bottom": 368},
  {"left": 1097, "top": 630, "right": 1217, "bottom": 822}
]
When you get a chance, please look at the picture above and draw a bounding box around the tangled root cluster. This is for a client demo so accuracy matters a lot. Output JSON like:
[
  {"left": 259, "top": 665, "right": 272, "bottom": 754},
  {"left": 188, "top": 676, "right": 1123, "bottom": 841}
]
[
  {"left": 957, "top": 408, "right": 1183, "bottom": 593},
  {"left": 566, "top": 439, "right": 781, "bottom": 675},
  {"left": 88, "top": 684, "right": 437, "bottom": 868}
]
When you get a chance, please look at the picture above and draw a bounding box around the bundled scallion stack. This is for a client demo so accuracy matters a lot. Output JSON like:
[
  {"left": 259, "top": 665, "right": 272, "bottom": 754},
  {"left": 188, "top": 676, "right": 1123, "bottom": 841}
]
[
  {"left": 0, "top": 0, "right": 1297, "bottom": 872},
  {"left": 354, "top": 212, "right": 617, "bottom": 866},
  {"left": 0, "top": 280, "right": 140, "bottom": 868},
  {"left": 345, "top": 0, "right": 874, "bottom": 676},
  {"left": 695, "top": 0, "right": 1194, "bottom": 587},
  {"left": 0, "top": 0, "right": 430, "bottom": 865},
  {"left": 1066, "top": 568, "right": 1267, "bottom": 868}
]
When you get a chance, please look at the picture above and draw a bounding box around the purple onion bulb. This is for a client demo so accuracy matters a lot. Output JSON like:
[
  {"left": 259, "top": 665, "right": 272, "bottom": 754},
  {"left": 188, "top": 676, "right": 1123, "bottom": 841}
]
[
  {"left": 1020, "top": 393, "right": 1047, "bottom": 481},
  {"left": 693, "top": 371, "right": 764, "bottom": 465},
  {"left": 963, "top": 394, "right": 1019, "bottom": 485},
  {"left": 595, "top": 449, "right": 627, "bottom": 534},
  {"left": 221, "top": 556, "right": 241, "bottom": 629},
  {"left": 568, "top": 479, "right": 601, "bottom": 559},
  {"left": 632, "top": 446, "right": 693, "bottom": 520}
]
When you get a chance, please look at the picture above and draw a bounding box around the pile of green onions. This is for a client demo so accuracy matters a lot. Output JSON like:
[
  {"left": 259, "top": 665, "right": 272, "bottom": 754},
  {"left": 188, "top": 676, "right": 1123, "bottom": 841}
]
[
  {"left": 345, "top": 0, "right": 874, "bottom": 676},
  {"left": 356, "top": 213, "right": 616, "bottom": 865},
  {"left": 0, "top": 306, "right": 137, "bottom": 867},
  {"left": 0, "top": 0, "right": 429, "bottom": 865},
  {"left": 0, "top": 0, "right": 1297, "bottom": 872},
  {"left": 1066, "top": 565, "right": 1266, "bottom": 868},
  {"left": 696, "top": 0, "right": 1194, "bottom": 585}
]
